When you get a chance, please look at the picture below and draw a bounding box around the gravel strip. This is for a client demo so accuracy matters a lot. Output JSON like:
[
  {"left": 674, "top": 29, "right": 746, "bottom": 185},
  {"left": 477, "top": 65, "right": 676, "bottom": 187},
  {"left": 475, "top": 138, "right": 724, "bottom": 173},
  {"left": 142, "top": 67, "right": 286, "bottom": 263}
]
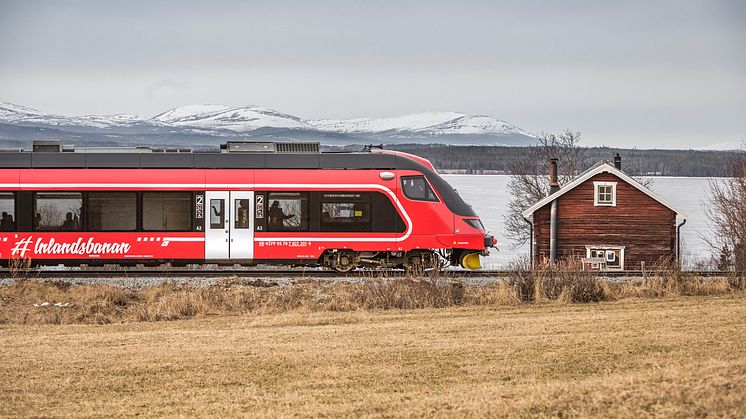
[{"left": 0, "top": 274, "right": 505, "bottom": 289}]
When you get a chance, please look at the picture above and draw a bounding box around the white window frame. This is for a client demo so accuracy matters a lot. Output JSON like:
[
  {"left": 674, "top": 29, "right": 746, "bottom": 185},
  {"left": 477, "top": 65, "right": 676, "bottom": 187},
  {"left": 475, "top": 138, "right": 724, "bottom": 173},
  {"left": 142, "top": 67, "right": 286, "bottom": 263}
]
[
  {"left": 593, "top": 181, "right": 617, "bottom": 206},
  {"left": 585, "top": 245, "right": 625, "bottom": 270}
]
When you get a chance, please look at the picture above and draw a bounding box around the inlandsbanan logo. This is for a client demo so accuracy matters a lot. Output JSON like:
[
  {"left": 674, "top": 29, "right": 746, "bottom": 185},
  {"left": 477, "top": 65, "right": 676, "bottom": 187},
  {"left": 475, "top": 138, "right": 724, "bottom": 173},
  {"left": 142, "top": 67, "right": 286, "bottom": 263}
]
[{"left": 11, "top": 236, "right": 131, "bottom": 258}]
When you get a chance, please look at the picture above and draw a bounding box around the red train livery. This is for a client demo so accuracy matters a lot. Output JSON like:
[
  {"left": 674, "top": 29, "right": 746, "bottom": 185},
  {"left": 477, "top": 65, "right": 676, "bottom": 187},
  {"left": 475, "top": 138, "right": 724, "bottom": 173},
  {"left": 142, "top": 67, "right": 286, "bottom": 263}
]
[{"left": 0, "top": 141, "right": 495, "bottom": 271}]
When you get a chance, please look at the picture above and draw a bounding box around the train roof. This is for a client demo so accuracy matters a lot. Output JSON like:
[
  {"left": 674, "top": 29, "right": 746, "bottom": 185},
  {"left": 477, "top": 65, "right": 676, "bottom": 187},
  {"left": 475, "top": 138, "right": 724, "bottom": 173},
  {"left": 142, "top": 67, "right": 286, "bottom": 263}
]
[
  {"left": 1, "top": 140, "right": 478, "bottom": 217},
  {"left": 0, "top": 140, "right": 425, "bottom": 170}
]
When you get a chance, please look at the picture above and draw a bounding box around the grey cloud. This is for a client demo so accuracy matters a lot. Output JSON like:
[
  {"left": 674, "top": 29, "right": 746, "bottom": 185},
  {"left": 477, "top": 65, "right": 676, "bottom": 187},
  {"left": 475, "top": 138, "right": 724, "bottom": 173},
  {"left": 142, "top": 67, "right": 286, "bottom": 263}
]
[
  {"left": 0, "top": 0, "right": 743, "bottom": 148},
  {"left": 145, "top": 79, "right": 190, "bottom": 102}
]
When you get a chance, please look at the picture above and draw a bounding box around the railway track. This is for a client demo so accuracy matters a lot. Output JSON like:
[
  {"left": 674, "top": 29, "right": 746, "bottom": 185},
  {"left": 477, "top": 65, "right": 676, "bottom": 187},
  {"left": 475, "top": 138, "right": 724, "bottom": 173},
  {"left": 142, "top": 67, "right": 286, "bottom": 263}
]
[{"left": 0, "top": 267, "right": 735, "bottom": 279}]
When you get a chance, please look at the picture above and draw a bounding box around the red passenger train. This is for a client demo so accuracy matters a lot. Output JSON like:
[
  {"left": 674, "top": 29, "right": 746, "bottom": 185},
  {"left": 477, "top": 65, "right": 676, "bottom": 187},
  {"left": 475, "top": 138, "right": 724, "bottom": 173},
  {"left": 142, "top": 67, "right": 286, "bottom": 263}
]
[{"left": 0, "top": 141, "right": 495, "bottom": 271}]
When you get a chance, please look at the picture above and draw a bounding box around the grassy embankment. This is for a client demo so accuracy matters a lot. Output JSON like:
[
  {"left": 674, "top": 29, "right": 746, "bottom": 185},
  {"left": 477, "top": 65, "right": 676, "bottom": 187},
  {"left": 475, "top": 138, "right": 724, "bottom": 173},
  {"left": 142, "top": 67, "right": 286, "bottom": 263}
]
[{"left": 1, "top": 261, "right": 743, "bottom": 324}]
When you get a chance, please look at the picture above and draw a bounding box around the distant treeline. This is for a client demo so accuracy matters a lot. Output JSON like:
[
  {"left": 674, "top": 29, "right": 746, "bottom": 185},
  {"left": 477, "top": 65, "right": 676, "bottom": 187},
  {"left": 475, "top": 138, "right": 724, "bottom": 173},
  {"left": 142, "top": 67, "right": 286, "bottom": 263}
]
[{"left": 365, "top": 145, "right": 736, "bottom": 177}]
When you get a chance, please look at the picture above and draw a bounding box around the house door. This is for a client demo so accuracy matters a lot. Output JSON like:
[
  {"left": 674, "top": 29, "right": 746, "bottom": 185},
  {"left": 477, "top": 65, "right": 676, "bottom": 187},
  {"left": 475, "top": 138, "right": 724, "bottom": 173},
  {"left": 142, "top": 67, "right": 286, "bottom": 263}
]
[{"left": 205, "top": 191, "right": 254, "bottom": 259}]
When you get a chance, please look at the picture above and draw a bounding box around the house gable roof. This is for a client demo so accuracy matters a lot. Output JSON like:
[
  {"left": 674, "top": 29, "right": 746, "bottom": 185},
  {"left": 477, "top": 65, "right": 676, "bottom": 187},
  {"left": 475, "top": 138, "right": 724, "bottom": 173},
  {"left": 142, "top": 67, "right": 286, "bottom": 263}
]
[{"left": 521, "top": 162, "right": 687, "bottom": 219}]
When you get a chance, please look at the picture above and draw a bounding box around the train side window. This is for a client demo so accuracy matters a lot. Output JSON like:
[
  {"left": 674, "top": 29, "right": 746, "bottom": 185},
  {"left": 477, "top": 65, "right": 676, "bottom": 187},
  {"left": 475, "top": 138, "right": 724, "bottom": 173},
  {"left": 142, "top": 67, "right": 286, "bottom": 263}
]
[
  {"left": 372, "top": 192, "right": 406, "bottom": 233},
  {"left": 142, "top": 192, "right": 192, "bottom": 231},
  {"left": 234, "top": 199, "right": 250, "bottom": 229},
  {"left": 34, "top": 192, "right": 83, "bottom": 231},
  {"left": 266, "top": 192, "right": 309, "bottom": 231},
  {"left": 320, "top": 192, "right": 372, "bottom": 232},
  {"left": 0, "top": 193, "right": 15, "bottom": 231},
  {"left": 209, "top": 199, "right": 224, "bottom": 229},
  {"left": 401, "top": 176, "right": 439, "bottom": 202},
  {"left": 86, "top": 192, "right": 137, "bottom": 231}
]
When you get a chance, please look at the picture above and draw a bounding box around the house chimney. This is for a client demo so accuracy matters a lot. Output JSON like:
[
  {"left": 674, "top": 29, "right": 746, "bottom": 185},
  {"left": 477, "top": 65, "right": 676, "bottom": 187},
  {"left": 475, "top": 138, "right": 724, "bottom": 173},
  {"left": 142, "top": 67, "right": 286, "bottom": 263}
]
[
  {"left": 614, "top": 153, "right": 622, "bottom": 170},
  {"left": 548, "top": 158, "right": 560, "bottom": 264},
  {"left": 548, "top": 158, "right": 560, "bottom": 195}
]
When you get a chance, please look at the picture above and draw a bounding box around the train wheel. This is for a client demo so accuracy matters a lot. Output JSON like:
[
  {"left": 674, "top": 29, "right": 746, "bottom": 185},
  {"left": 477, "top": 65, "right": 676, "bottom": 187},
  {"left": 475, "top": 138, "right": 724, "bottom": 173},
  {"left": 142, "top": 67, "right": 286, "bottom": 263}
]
[
  {"left": 333, "top": 250, "right": 357, "bottom": 273},
  {"left": 425, "top": 256, "right": 447, "bottom": 277},
  {"left": 405, "top": 250, "right": 437, "bottom": 277},
  {"left": 406, "top": 259, "right": 424, "bottom": 277}
]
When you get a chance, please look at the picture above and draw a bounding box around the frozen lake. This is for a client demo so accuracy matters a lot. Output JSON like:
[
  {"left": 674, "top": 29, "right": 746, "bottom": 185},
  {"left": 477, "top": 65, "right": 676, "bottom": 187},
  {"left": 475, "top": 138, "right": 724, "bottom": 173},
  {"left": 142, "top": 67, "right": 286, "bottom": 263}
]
[{"left": 442, "top": 175, "right": 716, "bottom": 269}]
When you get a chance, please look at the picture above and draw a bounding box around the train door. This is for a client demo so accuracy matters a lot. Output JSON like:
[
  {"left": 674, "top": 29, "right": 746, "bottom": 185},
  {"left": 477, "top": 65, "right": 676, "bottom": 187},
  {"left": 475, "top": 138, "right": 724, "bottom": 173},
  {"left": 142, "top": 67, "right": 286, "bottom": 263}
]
[
  {"left": 205, "top": 191, "right": 254, "bottom": 260},
  {"left": 229, "top": 191, "right": 254, "bottom": 259}
]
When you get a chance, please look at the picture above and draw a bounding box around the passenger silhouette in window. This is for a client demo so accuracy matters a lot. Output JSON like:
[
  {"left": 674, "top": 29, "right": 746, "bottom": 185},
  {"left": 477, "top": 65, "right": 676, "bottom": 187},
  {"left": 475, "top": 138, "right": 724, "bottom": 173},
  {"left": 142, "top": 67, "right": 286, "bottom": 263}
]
[
  {"left": 236, "top": 199, "right": 249, "bottom": 229},
  {"left": 0, "top": 212, "right": 14, "bottom": 231},
  {"left": 268, "top": 200, "right": 294, "bottom": 230},
  {"left": 60, "top": 212, "right": 77, "bottom": 231},
  {"left": 34, "top": 213, "right": 41, "bottom": 230}
]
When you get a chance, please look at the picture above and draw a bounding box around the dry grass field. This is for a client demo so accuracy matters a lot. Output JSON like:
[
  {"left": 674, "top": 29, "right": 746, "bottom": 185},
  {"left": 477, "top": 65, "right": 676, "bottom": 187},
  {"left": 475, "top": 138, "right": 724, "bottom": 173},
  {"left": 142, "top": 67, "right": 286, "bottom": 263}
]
[{"left": 1, "top": 292, "right": 745, "bottom": 417}]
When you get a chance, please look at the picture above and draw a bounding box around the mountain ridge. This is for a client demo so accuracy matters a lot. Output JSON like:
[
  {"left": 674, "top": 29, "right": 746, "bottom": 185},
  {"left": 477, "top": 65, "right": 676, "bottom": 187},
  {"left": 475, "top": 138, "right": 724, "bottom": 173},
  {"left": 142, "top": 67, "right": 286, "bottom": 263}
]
[{"left": 0, "top": 102, "right": 538, "bottom": 148}]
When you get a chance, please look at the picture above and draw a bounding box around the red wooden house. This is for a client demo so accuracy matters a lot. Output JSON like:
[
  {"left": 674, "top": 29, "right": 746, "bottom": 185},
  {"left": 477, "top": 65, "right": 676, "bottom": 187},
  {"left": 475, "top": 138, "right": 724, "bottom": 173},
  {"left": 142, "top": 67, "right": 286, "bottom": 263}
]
[{"left": 521, "top": 156, "right": 687, "bottom": 270}]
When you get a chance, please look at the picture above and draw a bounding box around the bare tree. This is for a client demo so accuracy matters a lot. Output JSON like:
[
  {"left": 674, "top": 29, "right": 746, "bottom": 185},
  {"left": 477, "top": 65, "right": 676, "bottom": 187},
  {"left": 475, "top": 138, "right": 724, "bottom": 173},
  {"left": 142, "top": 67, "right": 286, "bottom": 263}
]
[
  {"left": 705, "top": 145, "right": 746, "bottom": 272},
  {"left": 504, "top": 130, "right": 586, "bottom": 246}
]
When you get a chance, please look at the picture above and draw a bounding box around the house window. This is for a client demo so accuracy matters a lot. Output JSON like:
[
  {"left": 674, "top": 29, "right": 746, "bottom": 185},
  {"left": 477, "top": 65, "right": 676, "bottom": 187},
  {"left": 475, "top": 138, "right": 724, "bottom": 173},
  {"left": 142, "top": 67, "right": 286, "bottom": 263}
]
[
  {"left": 586, "top": 246, "right": 624, "bottom": 270},
  {"left": 594, "top": 182, "right": 617, "bottom": 206}
]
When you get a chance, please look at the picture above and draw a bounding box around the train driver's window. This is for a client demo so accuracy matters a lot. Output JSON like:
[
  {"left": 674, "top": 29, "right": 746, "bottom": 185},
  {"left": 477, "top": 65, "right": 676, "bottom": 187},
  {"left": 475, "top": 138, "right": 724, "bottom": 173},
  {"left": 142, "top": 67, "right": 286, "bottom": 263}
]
[
  {"left": 266, "top": 192, "right": 309, "bottom": 231},
  {"left": 401, "top": 176, "right": 439, "bottom": 202},
  {"left": 0, "top": 193, "right": 15, "bottom": 231},
  {"left": 143, "top": 192, "right": 192, "bottom": 231},
  {"left": 34, "top": 192, "right": 83, "bottom": 231}
]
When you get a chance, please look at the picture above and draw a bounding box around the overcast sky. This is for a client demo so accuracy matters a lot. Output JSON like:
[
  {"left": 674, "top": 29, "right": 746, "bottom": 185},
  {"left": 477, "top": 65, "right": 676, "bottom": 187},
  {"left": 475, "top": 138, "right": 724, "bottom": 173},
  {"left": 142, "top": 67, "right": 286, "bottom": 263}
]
[{"left": 0, "top": 0, "right": 744, "bottom": 148}]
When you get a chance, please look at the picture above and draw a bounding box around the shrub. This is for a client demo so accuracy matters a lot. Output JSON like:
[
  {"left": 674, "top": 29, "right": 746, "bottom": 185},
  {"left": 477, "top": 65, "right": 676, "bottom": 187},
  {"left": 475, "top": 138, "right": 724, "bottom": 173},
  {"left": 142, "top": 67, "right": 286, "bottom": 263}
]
[{"left": 506, "top": 257, "right": 608, "bottom": 303}]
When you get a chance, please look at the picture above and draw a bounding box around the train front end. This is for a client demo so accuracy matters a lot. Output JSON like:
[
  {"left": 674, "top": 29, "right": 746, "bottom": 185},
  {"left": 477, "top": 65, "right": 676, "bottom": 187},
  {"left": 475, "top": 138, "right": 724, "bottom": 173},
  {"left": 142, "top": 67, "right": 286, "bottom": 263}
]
[
  {"left": 453, "top": 216, "right": 498, "bottom": 270},
  {"left": 383, "top": 150, "right": 497, "bottom": 270}
]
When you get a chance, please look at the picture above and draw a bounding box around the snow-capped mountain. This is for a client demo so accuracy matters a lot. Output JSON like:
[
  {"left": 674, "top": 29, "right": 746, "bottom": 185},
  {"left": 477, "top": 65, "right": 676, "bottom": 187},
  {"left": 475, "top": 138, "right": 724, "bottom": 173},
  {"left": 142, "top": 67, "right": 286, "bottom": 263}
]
[
  {"left": 0, "top": 102, "right": 538, "bottom": 148},
  {"left": 310, "top": 112, "right": 533, "bottom": 137},
  {"left": 152, "top": 104, "right": 311, "bottom": 132},
  {"left": 0, "top": 102, "right": 46, "bottom": 120},
  {"left": 0, "top": 102, "right": 143, "bottom": 129}
]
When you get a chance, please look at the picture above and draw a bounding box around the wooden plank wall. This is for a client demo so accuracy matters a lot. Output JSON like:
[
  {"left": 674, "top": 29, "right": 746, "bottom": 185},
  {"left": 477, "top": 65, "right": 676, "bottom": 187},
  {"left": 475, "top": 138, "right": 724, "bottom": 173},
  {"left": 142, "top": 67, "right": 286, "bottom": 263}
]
[{"left": 532, "top": 172, "right": 677, "bottom": 269}]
